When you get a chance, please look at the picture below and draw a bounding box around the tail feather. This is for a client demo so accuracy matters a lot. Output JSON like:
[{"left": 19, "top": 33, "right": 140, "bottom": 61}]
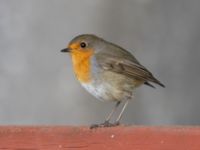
[
  {"left": 144, "top": 79, "right": 165, "bottom": 88},
  {"left": 144, "top": 82, "right": 155, "bottom": 88},
  {"left": 153, "top": 78, "right": 165, "bottom": 88}
]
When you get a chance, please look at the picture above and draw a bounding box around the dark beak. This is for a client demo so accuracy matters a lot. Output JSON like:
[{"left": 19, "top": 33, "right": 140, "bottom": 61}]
[{"left": 60, "top": 48, "right": 70, "bottom": 53}]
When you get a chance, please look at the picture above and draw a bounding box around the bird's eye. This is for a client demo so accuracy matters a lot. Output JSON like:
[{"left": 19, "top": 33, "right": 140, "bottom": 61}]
[{"left": 80, "top": 42, "right": 87, "bottom": 48}]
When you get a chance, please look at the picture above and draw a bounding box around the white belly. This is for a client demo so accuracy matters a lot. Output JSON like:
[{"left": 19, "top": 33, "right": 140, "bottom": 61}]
[
  {"left": 81, "top": 83, "right": 112, "bottom": 102},
  {"left": 80, "top": 71, "right": 136, "bottom": 102}
]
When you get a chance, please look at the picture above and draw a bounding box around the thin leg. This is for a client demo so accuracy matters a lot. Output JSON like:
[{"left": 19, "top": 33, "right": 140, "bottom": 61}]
[
  {"left": 115, "top": 99, "right": 129, "bottom": 124},
  {"left": 105, "top": 101, "right": 121, "bottom": 122},
  {"left": 90, "top": 101, "right": 121, "bottom": 129}
]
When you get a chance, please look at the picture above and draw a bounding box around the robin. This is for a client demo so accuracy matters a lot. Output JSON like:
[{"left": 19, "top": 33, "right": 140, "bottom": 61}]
[{"left": 61, "top": 34, "right": 165, "bottom": 128}]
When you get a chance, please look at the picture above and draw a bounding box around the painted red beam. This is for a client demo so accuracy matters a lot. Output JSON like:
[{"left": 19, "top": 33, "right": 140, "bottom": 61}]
[{"left": 0, "top": 126, "right": 200, "bottom": 150}]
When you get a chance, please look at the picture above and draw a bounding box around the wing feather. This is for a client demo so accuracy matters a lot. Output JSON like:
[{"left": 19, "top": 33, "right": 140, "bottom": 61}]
[{"left": 97, "top": 55, "right": 165, "bottom": 88}]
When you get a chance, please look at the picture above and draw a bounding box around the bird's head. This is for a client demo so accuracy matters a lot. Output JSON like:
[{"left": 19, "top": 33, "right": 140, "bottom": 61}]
[{"left": 61, "top": 34, "right": 104, "bottom": 83}]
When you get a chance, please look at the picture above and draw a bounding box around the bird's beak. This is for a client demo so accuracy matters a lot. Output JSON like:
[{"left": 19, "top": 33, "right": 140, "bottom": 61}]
[{"left": 60, "top": 48, "right": 71, "bottom": 53}]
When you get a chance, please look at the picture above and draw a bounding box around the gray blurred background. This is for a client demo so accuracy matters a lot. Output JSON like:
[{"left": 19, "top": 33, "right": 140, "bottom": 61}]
[{"left": 0, "top": 0, "right": 200, "bottom": 125}]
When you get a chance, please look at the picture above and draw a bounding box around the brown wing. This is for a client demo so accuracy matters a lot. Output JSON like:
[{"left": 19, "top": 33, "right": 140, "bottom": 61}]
[{"left": 97, "top": 56, "right": 165, "bottom": 88}]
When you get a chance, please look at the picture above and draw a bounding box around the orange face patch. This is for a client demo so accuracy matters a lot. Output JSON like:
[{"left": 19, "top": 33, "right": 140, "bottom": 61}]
[
  {"left": 69, "top": 43, "right": 79, "bottom": 50},
  {"left": 69, "top": 44, "right": 94, "bottom": 83}
]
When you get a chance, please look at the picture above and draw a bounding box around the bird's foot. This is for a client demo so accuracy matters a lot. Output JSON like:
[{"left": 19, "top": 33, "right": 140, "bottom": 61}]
[{"left": 90, "top": 121, "right": 120, "bottom": 129}]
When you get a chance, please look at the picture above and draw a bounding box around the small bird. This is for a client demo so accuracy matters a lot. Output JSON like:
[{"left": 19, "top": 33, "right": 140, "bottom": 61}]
[{"left": 61, "top": 34, "right": 164, "bottom": 128}]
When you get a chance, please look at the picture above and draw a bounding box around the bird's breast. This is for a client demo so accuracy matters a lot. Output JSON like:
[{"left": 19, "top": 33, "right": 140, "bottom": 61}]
[{"left": 71, "top": 50, "right": 94, "bottom": 83}]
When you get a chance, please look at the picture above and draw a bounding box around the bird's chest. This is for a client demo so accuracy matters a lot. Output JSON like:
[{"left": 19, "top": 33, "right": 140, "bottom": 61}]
[
  {"left": 72, "top": 59, "right": 91, "bottom": 83},
  {"left": 71, "top": 52, "right": 94, "bottom": 83}
]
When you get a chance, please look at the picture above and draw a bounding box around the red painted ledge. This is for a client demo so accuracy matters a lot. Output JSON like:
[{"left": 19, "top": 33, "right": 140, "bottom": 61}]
[{"left": 0, "top": 126, "right": 200, "bottom": 150}]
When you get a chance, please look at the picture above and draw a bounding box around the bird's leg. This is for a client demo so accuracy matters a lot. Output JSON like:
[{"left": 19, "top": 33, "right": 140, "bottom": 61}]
[
  {"left": 114, "top": 99, "right": 129, "bottom": 125},
  {"left": 90, "top": 101, "right": 121, "bottom": 129},
  {"left": 105, "top": 101, "right": 121, "bottom": 123}
]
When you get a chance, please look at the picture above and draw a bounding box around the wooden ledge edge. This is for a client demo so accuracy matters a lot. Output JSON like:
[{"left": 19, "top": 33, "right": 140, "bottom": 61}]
[{"left": 0, "top": 126, "right": 199, "bottom": 150}]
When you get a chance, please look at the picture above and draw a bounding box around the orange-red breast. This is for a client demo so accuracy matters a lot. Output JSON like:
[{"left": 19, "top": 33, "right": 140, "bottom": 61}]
[{"left": 61, "top": 34, "right": 165, "bottom": 128}]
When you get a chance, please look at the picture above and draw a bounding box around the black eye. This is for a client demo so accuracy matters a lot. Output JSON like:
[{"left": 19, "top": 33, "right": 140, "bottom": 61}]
[{"left": 80, "top": 42, "right": 86, "bottom": 48}]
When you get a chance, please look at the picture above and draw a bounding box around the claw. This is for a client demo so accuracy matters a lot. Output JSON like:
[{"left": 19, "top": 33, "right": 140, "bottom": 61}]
[
  {"left": 113, "top": 121, "right": 120, "bottom": 126},
  {"left": 90, "top": 124, "right": 99, "bottom": 129},
  {"left": 90, "top": 121, "right": 120, "bottom": 129}
]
